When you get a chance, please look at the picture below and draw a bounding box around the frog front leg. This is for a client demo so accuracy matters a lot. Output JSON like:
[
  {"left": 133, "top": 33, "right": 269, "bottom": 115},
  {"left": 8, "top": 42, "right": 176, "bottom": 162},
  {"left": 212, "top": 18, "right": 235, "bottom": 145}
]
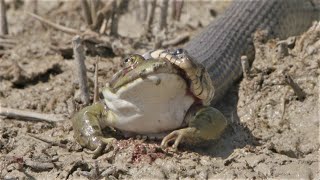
[
  {"left": 161, "top": 105, "right": 228, "bottom": 150},
  {"left": 71, "top": 102, "right": 115, "bottom": 158}
]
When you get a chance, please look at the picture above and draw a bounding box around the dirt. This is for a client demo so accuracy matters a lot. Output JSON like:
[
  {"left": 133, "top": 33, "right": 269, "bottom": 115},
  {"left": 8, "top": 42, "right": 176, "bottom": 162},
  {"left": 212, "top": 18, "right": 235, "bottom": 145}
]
[{"left": 0, "top": 1, "right": 319, "bottom": 179}]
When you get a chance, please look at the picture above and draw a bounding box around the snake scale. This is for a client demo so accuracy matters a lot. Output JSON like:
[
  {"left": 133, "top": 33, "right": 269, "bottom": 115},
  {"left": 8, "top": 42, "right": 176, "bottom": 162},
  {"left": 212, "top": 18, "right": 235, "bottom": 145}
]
[{"left": 184, "top": 0, "right": 319, "bottom": 104}]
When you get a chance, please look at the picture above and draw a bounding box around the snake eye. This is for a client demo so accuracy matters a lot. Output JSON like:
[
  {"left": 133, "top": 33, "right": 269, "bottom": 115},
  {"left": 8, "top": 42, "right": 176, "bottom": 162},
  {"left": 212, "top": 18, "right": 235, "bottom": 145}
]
[{"left": 173, "top": 48, "right": 184, "bottom": 55}]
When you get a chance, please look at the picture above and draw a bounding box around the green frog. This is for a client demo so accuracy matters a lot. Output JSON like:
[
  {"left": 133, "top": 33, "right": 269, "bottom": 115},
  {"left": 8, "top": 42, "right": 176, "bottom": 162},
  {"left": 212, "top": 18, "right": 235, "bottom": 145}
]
[{"left": 71, "top": 49, "right": 227, "bottom": 157}]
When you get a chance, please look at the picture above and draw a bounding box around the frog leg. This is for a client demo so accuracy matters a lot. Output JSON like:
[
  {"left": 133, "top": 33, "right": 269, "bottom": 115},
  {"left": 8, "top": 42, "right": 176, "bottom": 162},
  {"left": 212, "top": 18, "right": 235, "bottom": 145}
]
[
  {"left": 161, "top": 105, "right": 227, "bottom": 151},
  {"left": 71, "top": 102, "right": 115, "bottom": 158},
  {"left": 150, "top": 49, "right": 214, "bottom": 105}
]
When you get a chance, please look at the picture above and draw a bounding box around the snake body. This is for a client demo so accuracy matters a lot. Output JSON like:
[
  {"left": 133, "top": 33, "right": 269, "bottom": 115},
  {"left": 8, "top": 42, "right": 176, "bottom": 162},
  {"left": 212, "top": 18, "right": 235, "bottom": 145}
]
[{"left": 184, "top": 0, "right": 319, "bottom": 104}]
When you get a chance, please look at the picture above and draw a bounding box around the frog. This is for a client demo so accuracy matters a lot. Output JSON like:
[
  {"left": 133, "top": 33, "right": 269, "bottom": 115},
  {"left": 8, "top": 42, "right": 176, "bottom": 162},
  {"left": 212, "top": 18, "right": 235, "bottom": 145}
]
[{"left": 71, "top": 49, "right": 228, "bottom": 158}]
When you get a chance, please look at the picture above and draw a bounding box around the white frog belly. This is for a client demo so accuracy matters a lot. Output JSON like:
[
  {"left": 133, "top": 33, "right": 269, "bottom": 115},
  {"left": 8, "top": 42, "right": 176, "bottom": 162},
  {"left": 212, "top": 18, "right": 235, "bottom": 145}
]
[{"left": 102, "top": 73, "right": 194, "bottom": 134}]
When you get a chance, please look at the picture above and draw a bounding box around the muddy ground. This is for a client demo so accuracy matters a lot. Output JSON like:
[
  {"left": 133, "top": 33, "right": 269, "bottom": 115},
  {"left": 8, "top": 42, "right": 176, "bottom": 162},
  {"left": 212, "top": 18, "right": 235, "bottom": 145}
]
[{"left": 0, "top": 1, "right": 319, "bottom": 179}]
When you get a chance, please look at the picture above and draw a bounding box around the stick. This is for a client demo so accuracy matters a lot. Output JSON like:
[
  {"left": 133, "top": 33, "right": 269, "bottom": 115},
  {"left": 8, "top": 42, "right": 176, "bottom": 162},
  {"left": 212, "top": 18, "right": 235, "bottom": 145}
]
[
  {"left": 173, "top": 0, "right": 183, "bottom": 21},
  {"left": 27, "top": 12, "right": 79, "bottom": 35},
  {"left": 24, "top": 158, "right": 55, "bottom": 171},
  {"left": 90, "top": 0, "right": 100, "bottom": 23},
  {"left": 81, "top": 0, "right": 93, "bottom": 25},
  {"left": 159, "top": 0, "right": 169, "bottom": 30},
  {"left": 93, "top": 58, "right": 100, "bottom": 103},
  {"left": 0, "top": 0, "right": 8, "bottom": 35},
  {"left": 110, "top": 0, "right": 118, "bottom": 36},
  {"left": 72, "top": 35, "right": 90, "bottom": 105},
  {"left": 161, "top": 32, "right": 189, "bottom": 47},
  {"left": 241, "top": 55, "right": 250, "bottom": 79},
  {"left": 27, "top": 133, "right": 67, "bottom": 148},
  {"left": 0, "top": 107, "right": 65, "bottom": 122},
  {"left": 146, "top": 0, "right": 156, "bottom": 31},
  {"left": 283, "top": 72, "right": 306, "bottom": 101},
  {"left": 139, "top": 0, "right": 148, "bottom": 21}
]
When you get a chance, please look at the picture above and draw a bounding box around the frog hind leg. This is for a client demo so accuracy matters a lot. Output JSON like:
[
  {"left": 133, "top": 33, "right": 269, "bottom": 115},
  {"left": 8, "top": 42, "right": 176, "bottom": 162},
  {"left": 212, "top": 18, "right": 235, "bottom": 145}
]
[
  {"left": 71, "top": 102, "right": 115, "bottom": 158},
  {"left": 161, "top": 106, "right": 227, "bottom": 151}
]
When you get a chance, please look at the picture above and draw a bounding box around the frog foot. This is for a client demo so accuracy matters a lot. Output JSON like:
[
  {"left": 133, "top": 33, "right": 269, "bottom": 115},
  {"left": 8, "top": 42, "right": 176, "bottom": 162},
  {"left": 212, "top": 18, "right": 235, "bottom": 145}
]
[
  {"left": 150, "top": 49, "right": 214, "bottom": 105},
  {"left": 71, "top": 102, "right": 115, "bottom": 158},
  {"left": 161, "top": 127, "right": 196, "bottom": 151},
  {"left": 84, "top": 136, "right": 116, "bottom": 159}
]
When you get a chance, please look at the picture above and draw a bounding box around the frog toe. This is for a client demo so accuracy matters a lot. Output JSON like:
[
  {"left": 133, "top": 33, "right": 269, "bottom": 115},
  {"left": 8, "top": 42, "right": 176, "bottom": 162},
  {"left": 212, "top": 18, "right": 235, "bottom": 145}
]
[
  {"left": 84, "top": 136, "right": 116, "bottom": 159},
  {"left": 161, "top": 127, "right": 196, "bottom": 151}
]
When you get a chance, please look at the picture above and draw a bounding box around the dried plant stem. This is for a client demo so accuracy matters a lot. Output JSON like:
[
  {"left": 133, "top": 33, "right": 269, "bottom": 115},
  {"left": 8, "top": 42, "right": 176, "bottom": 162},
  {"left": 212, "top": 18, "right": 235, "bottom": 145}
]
[
  {"left": 0, "top": 107, "right": 65, "bottom": 122},
  {"left": 241, "top": 56, "right": 250, "bottom": 79},
  {"left": 139, "top": 0, "right": 148, "bottom": 21},
  {"left": 159, "top": 0, "right": 169, "bottom": 30},
  {"left": 0, "top": 0, "right": 8, "bottom": 35},
  {"left": 93, "top": 58, "right": 100, "bottom": 103},
  {"left": 171, "top": 0, "right": 183, "bottom": 21},
  {"left": 27, "top": 12, "right": 79, "bottom": 35},
  {"left": 27, "top": 133, "right": 67, "bottom": 148},
  {"left": 81, "top": 0, "right": 93, "bottom": 25},
  {"left": 110, "top": 0, "right": 118, "bottom": 36},
  {"left": 146, "top": 0, "right": 156, "bottom": 31},
  {"left": 92, "top": 0, "right": 113, "bottom": 32},
  {"left": 283, "top": 73, "right": 306, "bottom": 101},
  {"left": 161, "top": 32, "right": 189, "bottom": 47},
  {"left": 72, "top": 35, "right": 90, "bottom": 105},
  {"left": 90, "top": 0, "right": 100, "bottom": 23}
]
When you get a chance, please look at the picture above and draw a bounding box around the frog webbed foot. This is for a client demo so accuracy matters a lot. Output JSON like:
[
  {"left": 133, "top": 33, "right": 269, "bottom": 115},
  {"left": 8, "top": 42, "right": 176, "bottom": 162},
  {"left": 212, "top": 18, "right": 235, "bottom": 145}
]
[
  {"left": 83, "top": 136, "right": 116, "bottom": 159},
  {"left": 161, "top": 106, "right": 228, "bottom": 151},
  {"left": 71, "top": 102, "right": 115, "bottom": 158},
  {"left": 161, "top": 127, "right": 197, "bottom": 151}
]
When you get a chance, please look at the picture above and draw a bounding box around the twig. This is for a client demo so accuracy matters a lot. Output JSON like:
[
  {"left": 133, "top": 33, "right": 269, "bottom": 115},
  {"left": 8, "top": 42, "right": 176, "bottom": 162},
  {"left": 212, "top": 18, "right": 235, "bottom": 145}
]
[
  {"left": 139, "top": 0, "right": 148, "bottom": 21},
  {"left": 72, "top": 35, "right": 90, "bottom": 105},
  {"left": 146, "top": 0, "right": 156, "bottom": 31},
  {"left": 110, "top": 0, "right": 119, "bottom": 36},
  {"left": 24, "top": 158, "right": 55, "bottom": 172},
  {"left": 241, "top": 55, "right": 250, "bottom": 79},
  {"left": 93, "top": 58, "right": 100, "bottom": 103},
  {"left": 27, "top": 12, "right": 79, "bottom": 35},
  {"left": 90, "top": 0, "right": 100, "bottom": 23},
  {"left": 91, "top": 0, "right": 113, "bottom": 32},
  {"left": 81, "top": 0, "right": 93, "bottom": 25},
  {"left": 280, "top": 87, "right": 289, "bottom": 125},
  {"left": 0, "top": 107, "right": 65, "bottom": 122},
  {"left": 171, "top": 0, "right": 183, "bottom": 21},
  {"left": 161, "top": 32, "right": 189, "bottom": 47},
  {"left": 159, "top": 0, "right": 169, "bottom": 30},
  {"left": 283, "top": 72, "right": 306, "bottom": 101},
  {"left": 27, "top": 133, "right": 67, "bottom": 148},
  {"left": 0, "top": 0, "right": 8, "bottom": 35}
]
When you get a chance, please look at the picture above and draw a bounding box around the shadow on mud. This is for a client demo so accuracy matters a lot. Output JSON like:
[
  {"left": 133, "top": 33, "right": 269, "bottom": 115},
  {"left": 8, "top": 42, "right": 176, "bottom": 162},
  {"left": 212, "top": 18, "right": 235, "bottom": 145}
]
[{"left": 184, "top": 84, "right": 259, "bottom": 159}]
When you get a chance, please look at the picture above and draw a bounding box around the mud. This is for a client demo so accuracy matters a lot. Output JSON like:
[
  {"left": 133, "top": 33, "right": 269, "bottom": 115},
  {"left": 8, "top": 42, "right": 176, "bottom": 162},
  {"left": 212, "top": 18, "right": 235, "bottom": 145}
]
[{"left": 0, "top": 1, "right": 319, "bottom": 179}]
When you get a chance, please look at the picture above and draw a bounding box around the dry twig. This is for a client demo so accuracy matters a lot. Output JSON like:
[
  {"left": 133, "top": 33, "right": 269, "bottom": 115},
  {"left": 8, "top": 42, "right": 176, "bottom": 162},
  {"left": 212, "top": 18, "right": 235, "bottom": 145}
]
[
  {"left": 24, "top": 159, "right": 55, "bottom": 172},
  {"left": 109, "top": 0, "right": 119, "bottom": 36},
  {"left": 283, "top": 72, "right": 306, "bottom": 101},
  {"left": 0, "top": 0, "right": 8, "bottom": 35},
  {"left": 81, "top": 0, "right": 93, "bottom": 25},
  {"left": 0, "top": 107, "right": 65, "bottom": 122},
  {"left": 72, "top": 35, "right": 90, "bottom": 105},
  {"left": 146, "top": 0, "right": 156, "bottom": 31},
  {"left": 139, "top": 0, "right": 148, "bottom": 21},
  {"left": 93, "top": 58, "right": 100, "bottom": 103},
  {"left": 159, "top": 0, "right": 169, "bottom": 30},
  {"left": 161, "top": 32, "right": 189, "bottom": 47},
  {"left": 241, "top": 55, "right": 250, "bottom": 79},
  {"left": 171, "top": 0, "right": 184, "bottom": 21},
  {"left": 27, "top": 12, "right": 79, "bottom": 35},
  {"left": 28, "top": 133, "right": 67, "bottom": 148}
]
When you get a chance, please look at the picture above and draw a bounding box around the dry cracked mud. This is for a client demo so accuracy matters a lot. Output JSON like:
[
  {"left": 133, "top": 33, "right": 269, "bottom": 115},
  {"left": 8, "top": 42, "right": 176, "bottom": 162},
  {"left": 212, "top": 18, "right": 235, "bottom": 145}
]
[{"left": 0, "top": 1, "right": 319, "bottom": 179}]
